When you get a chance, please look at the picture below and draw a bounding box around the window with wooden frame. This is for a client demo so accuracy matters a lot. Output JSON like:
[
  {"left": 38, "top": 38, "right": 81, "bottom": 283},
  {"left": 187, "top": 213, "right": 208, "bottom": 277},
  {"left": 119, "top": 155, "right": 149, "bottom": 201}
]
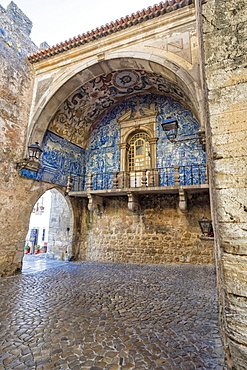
[{"left": 128, "top": 132, "right": 151, "bottom": 172}]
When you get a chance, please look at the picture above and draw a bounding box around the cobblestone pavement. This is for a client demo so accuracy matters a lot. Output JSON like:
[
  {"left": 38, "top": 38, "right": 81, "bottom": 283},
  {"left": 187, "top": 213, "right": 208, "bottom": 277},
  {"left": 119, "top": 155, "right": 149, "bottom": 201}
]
[{"left": 0, "top": 261, "right": 226, "bottom": 370}]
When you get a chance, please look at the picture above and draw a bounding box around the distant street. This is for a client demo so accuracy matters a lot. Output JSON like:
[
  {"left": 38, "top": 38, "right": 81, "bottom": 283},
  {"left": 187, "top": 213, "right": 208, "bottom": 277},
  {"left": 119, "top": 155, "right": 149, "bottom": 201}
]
[{"left": 22, "top": 254, "right": 69, "bottom": 275}]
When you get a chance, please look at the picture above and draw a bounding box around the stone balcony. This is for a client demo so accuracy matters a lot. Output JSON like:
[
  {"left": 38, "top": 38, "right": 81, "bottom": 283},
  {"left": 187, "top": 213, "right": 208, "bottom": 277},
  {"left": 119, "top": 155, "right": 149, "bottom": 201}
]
[{"left": 67, "top": 164, "right": 209, "bottom": 213}]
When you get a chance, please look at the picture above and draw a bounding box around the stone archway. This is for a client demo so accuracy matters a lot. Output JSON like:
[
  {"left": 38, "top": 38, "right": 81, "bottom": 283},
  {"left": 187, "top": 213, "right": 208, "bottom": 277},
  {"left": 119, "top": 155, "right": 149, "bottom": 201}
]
[
  {"left": 46, "top": 188, "right": 74, "bottom": 261},
  {"left": 0, "top": 1, "right": 246, "bottom": 367},
  {"left": 20, "top": 54, "right": 211, "bottom": 266},
  {"left": 23, "top": 188, "right": 74, "bottom": 261},
  {"left": 27, "top": 57, "right": 204, "bottom": 149}
]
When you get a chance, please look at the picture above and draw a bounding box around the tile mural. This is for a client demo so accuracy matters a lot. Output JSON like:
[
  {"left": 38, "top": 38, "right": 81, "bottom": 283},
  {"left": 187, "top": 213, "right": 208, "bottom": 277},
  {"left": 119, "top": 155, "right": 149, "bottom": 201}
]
[
  {"left": 22, "top": 94, "right": 206, "bottom": 189},
  {"left": 21, "top": 130, "right": 85, "bottom": 188}
]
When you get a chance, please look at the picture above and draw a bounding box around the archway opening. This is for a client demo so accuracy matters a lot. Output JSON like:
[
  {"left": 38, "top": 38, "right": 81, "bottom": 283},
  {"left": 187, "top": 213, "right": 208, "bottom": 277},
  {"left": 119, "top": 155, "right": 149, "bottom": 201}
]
[
  {"left": 28, "top": 57, "right": 202, "bottom": 150},
  {"left": 22, "top": 188, "right": 74, "bottom": 274}
]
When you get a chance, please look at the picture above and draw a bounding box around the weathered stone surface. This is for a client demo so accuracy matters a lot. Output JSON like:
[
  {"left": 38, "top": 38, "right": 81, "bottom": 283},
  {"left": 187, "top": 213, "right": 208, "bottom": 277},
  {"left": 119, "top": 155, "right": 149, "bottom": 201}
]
[
  {"left": 225, "top": 292, "right": 247, "bottom": 345},
  {"left": 47, "top": 189, "right": 73, "bottom": 261},
  {"left": 202, "top": 0, "right": 247, "bottom": 367},
  {"left": 228, "top": 340, "right": 247, "bottom": 370},
  {"left": 0, "top": 3, "right": 49, "bottom": 276},
  {"left": 84, "top": 193, "right": 213, "bottom": 265},
  {"left": 223, "top": 254, "right": 247, "bottom": 297}
]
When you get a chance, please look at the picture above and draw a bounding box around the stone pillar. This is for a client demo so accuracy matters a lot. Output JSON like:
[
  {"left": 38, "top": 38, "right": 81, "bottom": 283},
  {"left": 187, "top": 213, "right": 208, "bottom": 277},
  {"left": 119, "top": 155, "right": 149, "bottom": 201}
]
[
  {"left": 179, "top": 189, "right": 187, "bottom": 213},
  {"left": 48, "top": 189, "right": 73, "bottom": 261},
  {"left": 0, "top": 3, "right": 41, "bottom": 276},
  {"left": 141, "top": 170, "right": 147, "bottom": 187},
  {"left": 119, "top": 143, "right": 130, "bottom": 172},
  {"left": 117, "top": 171, "right": 130, "bottom": 188},
  {"left": 127, "top": 192, "right": 139, "bottom": 213},
  {"left": 200, "top": 0, "right": 247, "bottom": 367},
  {"left": 148, "top": 137, "right": 159, "bottom": 168},
  {"left": 66, "top": 176, "right": 72, "bottom": 193}
]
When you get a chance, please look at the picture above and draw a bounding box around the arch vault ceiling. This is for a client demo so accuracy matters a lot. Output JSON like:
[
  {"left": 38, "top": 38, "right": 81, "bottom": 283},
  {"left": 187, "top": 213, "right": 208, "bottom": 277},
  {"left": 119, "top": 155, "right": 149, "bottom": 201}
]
[{"left": 48, "top": 68, "right": 194, "bottom": 148}]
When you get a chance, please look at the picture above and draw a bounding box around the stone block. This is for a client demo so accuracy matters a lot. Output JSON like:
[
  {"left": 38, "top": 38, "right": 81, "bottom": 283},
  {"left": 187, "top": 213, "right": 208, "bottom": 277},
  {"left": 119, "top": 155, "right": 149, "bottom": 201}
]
[
  {"left": 207, "top": 84, "right": 247, "bottom": 114},
  {"left": 225, "top": 293, "right": 247, "bottom": 344},
  {"left": 219, "top": 223, "right": 247, "bottom": 241},
  {"left": 223, "top": 254, "right": 247, "bottom": 297},
  {"left": 215, "top": 188, "right": 247, "bottom": 223},
  {"left": 228, "top": 339, "right": 247, "bottom": 370},
  {"left": 222, "top": 240, "right": 247, "bottom": 256},
  {"left": 13, "top": 251, "right": 24, "bottom": 263}
]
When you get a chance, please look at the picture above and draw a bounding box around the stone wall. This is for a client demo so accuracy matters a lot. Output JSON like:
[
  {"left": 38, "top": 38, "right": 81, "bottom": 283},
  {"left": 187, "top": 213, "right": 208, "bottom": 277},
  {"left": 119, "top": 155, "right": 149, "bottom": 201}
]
[
  {"left": 0, "top": 2, "right": 51, "bottom": 276},
  {"left": 83, "top": 193, "right": 214, "bottom": 265},
  {"left": 202, "top": 0, "right": 247, "bottom": 368},
  {"left": 47, "top": 189, "right": 73, "bottom": 260}
]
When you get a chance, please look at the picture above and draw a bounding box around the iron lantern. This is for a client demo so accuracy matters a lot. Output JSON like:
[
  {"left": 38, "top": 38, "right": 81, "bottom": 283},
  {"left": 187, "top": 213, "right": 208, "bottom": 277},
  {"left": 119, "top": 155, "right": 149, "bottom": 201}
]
[
  {"left": 161, "top": 117, "right": 178, "bottom": 141},
  {"left": 28, "top": 142, "right": 43, "bottom": 161},
  {"left": 198, "top": 216, "right": 213, "bottom": 236}
]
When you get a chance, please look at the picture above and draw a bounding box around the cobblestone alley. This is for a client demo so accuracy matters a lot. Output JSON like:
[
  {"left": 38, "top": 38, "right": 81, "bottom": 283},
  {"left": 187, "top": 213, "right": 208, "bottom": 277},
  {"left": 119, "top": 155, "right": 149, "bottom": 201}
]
[{"left": 0, "top": 260, "right": 226, "bottom": 369}]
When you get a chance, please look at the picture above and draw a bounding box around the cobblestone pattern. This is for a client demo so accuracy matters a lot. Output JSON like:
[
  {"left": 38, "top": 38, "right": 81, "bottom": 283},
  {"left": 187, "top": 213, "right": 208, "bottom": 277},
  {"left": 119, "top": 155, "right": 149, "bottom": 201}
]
[{"left": 0, "top": 262, "right": 226, "bottom": 369}]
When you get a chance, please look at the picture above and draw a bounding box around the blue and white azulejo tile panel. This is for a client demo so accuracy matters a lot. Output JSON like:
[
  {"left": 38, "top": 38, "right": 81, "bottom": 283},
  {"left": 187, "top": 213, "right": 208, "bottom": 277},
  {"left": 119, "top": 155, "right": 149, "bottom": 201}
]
[{"left": 22, "top": 94, "right": 206, "bottom": 189}]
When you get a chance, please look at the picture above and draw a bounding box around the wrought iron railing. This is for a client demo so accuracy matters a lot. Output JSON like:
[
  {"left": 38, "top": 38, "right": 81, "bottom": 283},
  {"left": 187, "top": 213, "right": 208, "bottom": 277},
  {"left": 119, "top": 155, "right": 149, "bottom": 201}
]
[{"left": 68, "top": 164, "right": 207, "bottom": 192}]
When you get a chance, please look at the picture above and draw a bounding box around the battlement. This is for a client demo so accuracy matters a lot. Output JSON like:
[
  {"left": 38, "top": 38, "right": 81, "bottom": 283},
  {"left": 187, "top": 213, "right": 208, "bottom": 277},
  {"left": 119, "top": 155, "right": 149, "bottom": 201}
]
[
  {"left": 0, "top": 1, "right": 32, "bottom": 35},
  {"left": 0, "top": 1, "right": 37, "bottom": 56}
]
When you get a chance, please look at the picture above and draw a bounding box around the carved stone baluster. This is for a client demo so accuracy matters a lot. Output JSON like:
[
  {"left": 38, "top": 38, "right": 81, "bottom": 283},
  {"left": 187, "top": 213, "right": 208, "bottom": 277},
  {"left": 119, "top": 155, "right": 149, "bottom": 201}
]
[
  {"left": 65, "top": 176, "right": 72, "bottom": 194},
  {"left": 112, "top": 172, "right": 118, "bottom": 189},
  {"left": 87, "top": 174, "right": 93, "bottom": 190},
  {"left": 147, "top": 169, "right": 159, "bottom": 187},
  {"left": 204, "top": 164, "right": 208, "bottom": 184},
  {"left": 148, "top": 170, "right": 154, "bottom": 187},
  {"left": 118, "top": 171, "right": 129, "bottom": 188},
  {"left": 141, "top": 170, "right": 147, "bottom": 187},
  {"left": 174, "top": 166, "right": 180, "bottom": 186}
]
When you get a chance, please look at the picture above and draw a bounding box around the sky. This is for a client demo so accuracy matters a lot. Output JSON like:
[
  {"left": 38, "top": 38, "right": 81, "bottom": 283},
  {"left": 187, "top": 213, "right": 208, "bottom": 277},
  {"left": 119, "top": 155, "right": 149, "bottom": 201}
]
[{"left": 1, "top": 0, "right": 156, "bottom": 47}]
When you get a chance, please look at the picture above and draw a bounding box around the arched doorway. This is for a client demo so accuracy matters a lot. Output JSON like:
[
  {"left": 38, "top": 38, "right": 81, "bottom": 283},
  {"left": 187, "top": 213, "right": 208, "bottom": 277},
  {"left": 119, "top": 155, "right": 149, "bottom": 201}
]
[
  {"left": 24, "top": 190, "right": 52, "bottom": 256},
  {"left": 23, "top": 189, "right": 74, "bottom": 273}
]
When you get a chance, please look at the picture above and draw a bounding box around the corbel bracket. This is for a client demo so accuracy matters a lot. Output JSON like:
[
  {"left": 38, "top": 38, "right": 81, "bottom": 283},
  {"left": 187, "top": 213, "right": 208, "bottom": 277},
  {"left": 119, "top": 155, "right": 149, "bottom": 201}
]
[
  {"left": 127, "top": 192, "right": 140, "bottom": 213},
  {"left": 16, "top": 158, "right": 41, "bottom": 172},
  {"left": 179, "top": 189, "right": 188, "bottom": 213},
  {"left": 87, "top": 194, "right": 103, "bottom": 215}
]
